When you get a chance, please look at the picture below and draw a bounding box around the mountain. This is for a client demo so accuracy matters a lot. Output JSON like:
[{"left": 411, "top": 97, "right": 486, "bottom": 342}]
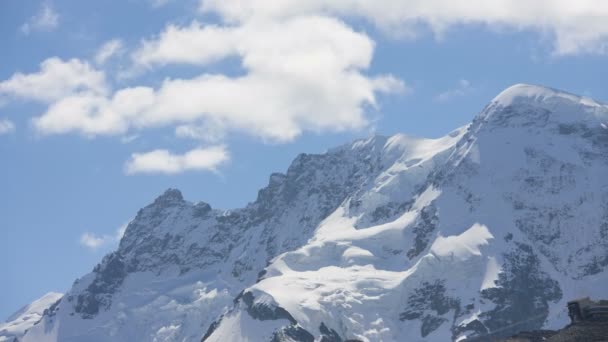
[
  {"left": 15, "top": 84, "right": 608, "bottom": 341},
  {"left": 0, "top": 292, "right": 63, "bottom": 342}
]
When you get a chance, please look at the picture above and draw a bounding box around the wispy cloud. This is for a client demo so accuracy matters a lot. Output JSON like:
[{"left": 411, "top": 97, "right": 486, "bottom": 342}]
[
  {"left": 21, "top": 2, "right": 59, "bottom": 35},
  {"left": 0, "top": 119, "right": 16, "bottom": 135},
  {"left": 95, "top": 39, "right": 124, "bottom": 65},
  {"left": 125, "top": 145, "right": 229, "bottom": 175},
  {"left": 175, "top": 122, "right": 226, "bottom": 143},
  {"left": 435, "top": 79, "right": 473, "bottom": 102},
  {"left": 150, "top": 0, "right": 173, "bottom": 8},
  {"left": 79, "top": 223, "right": 128, "bottom": 251},
  {"left": 79, "top": 233, "right": 107, "bottom": 250},
  {"left": 120, "top": 134, "right": 139, "bottom": 144}
]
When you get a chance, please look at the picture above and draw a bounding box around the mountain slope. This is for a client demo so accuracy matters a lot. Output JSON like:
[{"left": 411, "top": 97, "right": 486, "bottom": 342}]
[
  {"left": 19, "top": 84, "right": 608, "bottom": 341},
  {"left": 206, "top": 84, "right": 608, "bottom": 341},
  {"left": 0, "top": 292, "right": 62, "bottom": 342}
]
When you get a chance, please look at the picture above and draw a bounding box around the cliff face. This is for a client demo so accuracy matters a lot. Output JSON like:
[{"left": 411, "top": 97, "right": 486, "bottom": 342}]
[{"left": 16, "top": 84, "right": 608, "bottom": 341}]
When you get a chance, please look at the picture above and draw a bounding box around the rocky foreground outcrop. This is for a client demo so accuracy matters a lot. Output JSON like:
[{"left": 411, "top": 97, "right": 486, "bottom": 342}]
[{"left": 502, "top": 321, "right": 608, "bottom": 342}]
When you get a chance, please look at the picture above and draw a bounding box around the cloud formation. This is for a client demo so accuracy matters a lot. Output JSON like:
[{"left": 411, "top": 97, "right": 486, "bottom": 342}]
[
  {"left": 21, "top": 2, "right": 59, "bottom": 35},
  {"left": 435, "top": 79, "right": 473, "bottom": 102},
  {"left": 200, "top": 0, "right": 608, "bottom": 55},
  {"left": 0, "top": 119, "right": 16, "bottom": 135},
  {"left": 12, "top": 1, "right": 608, "bottom": 174},
  {"left": 124, "top": 145, "right": 229, "bottom": 175},
  {"left": 127, "top": 17, "right": 404, "bottom": 141},
  {"left": 0, "top": 58, "right": 107, "bottom": 103},
  {"left": 79, "top": 223, "right": 127, "bottom": 251},
  {"left": 95, "top": 39, "right": 125, "bottom": 65},
  {"left": 129, "top": 16, "right": 405, "bottom": 141},
  {"left": 5, "top": 15, "right": 402, "bottom": 144}
]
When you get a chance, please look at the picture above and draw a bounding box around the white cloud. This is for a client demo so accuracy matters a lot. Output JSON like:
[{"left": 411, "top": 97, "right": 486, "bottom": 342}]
[
  {"left": 0, "top": 57, "right": 107, "bottom": 103},
  {"left": 21, "top": 2, "right": 59, "bottom": 35},
  {"left": 435, "top": 79, "right": 473, "bottom": 102},
  {"left": 31, "top": 86, "right": 152, "bottom": 136},
  {"left": 0, "top": 119, "right": 16, "bottom": 135},
  {"left": 4, "top": 0, "right": 608, "bottom": 178},
  {"left": 3, "top": 1, "right": 409, "bottom": 175},
  {"left": 200, "top": 0, "right": 608, "bottom": 55},
  {"left": 127, "top": 16, "right": 404, "bottom": 141},
  {"left": 133, "top": 22, "right": 236, "bottom": 67},
  {"left": 80, "top": 223, "right": 129, "bottom": 251},
  {"left": 79, "top": 233, "right": 106, "bottom": 250},
  {"left": 6, "top": 1, "right": 608, "bottom": 141},
  {"left": 95, "top": 39, "right": 125, "bottom": 65},
  {"left": 125, "top": 145, "right": 229, "bottom": 175},
  {"left": 17, "top": 16, "right": 403, "bottom": 142}
]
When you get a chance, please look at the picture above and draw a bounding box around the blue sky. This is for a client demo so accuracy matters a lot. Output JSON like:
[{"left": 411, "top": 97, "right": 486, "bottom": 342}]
[{"left": 2, "top": 0, "right": 608, "bottom": 319}]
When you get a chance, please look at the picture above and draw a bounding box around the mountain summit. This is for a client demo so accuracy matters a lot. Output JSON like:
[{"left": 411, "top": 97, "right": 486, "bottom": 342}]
[{"left": 10, "top": 84, "right": 608, "bottom": 341}]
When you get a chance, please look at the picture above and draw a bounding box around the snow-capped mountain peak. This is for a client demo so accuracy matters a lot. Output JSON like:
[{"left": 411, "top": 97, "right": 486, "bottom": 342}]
[
  {"left": 486, "top": 83, "right": 608, "bottom": 131},
  {"left": 15, "top": 84, "right": 608, "bottom": 341},
  {"left": 492, "top": 83, "right": 601, "bottom": 108}
]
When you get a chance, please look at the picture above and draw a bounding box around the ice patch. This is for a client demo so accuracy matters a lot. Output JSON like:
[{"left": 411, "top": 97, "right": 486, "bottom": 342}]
[
  {"left": 430, "top": 223, "right": 494, "bottom": 261},
  {"left": 480, "top": 256, "right": 501, "bottom": 290},
  {"left": 414, "top": 186, "right": 441, "bottom": 209},
  {"left": 342, "top": 246, "right": 374, "bottom": 263}
]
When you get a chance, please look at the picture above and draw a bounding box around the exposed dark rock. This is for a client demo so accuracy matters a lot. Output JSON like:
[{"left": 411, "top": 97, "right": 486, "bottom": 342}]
[
  {"left": 580, "top": 255, "right": 608, "bottom": 277},
  {"left": 241, "top": 292, "right": 296, "bottom": 324},
  {"left": 319, "top": 323, "right": 343, "bottom": 342},
  {"left": 192, "top": 202, "right": 212, "bottom": 218},
  {"left": 407, "top": 204, "right": 439, "bottom": 259},
  {"left": 256, "top": 269, "right": 267, "bottom": 282},
  {"left": 362, "top": 200, "right": 413, "bottom": 227},
  {"left": 74, "top": 252, "right": 127, "bottom": 318},
  {"left": 43, "top": 297, "right": 62, "bottom": 318},
  {"left": 271, "top": 325, "right": 315, "bottom": 342},
  {"left": 153, "top": 188, "right": 184, "bottom": 206},
  {"left": 486, "top": 105, "right": 552, "bottom": 130},
  {"left": 463, "top": 243, "right": 562, "bottom": 340},
  {"left": 400, "top": 279, "right": 461, "bottom": 338},
  {"left": 201, "top": 316, "right": 222, "bottom": 342}
]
